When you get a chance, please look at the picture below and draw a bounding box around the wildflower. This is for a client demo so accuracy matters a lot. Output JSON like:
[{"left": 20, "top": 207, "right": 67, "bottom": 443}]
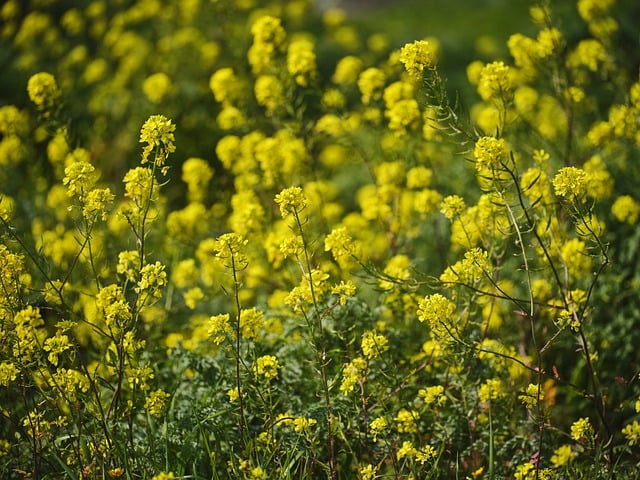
[
  {"left": 213, "top": 232, "right": 248, "bottom": 268},
  {"left": 274, "top": 186, "right": 307, "bottom": 218},
  {"left": 63, "top": 150, "right": 97, "bottom": 200},
  {"left": 135, "top": 261, "right": 167, "bottom": 298},
  {"left": 612, "top": 195, "right": 640, "bottom": 224},
  {"left": 385, "top": 98, "right": 421, "bottom": 133},
  {"left": 123, "top": 166, "right": 157, "bottom": 202},
  {"left": 293, "top": 416, "right": 317, "bottom": 433},
  {"left": 416, "top": 445, "right": 437, "bottom": 464},
  {"left": 622, "top": 421, "right": 640, "bottom": 445},
  {"left": 407, "top": 166, "right": 433, "bottom": 189},
  {"left": 287, "top": 37, "right": 317, "bottom": 87},
  {"left": 399, "top": 40, "right": 434, "bottom": 79},
  {"left": 144, "top": 389, "right": 170, "bottom": 416},
  {"left": 126, "top": 365, "right": 155, "bottom": 390},
  {"left": 43, "top": 333, "right": 71, "bottom": 365},
  {"left": 227, "top": 388, "right": 240, "bottom": 402},
  {"left": 150, "top": 473, "right": 174, "bottom": 480},
  {"left": 181, "top": 157, "right": 213, "bottom": 203},
  {"left": 560, "top": 238, "right": 591, "bottom": 278},
  {"left": 108, "top": 467, "right": 124, "bottom": 478},
  {"left": 96, "top": 285, "right": 132, "bottom": 332},
  {"left": 27, "top": 72, "right": 60, "bottom": 108},
  {"left": 340, "top": 356, "right": 367, "bottom": 394},
  {"left": 250, "top": 15, "right": 286, "bottom": 48},
  {"left": 325, "top": 227, "right": 356, "bottom": 260},
  {"left": 478, "top": 378, "right": 504, "bottom": 403},
  {"left": 473, "top": 136, "right": 506, "bottom": 171},
  {"left": 518, "top": 383, "right": 542, "bottom": 409},
  {"left": 209, "top": 68, "right": 243, "bottom": 104},
  {"left": 477, "top": 61, "right": 511, "bottom": 101},
  {"left": 418, "top": 385, "right": 445, "bottom": 405},
  {"left": 395, "top": 408, "right": 419, "bottom": 434},
  {"left": 142, "top": 72, "right": 172, "bottom": 103},
  {"left": 239, "top": 308, "right": 265, "bottom": 340},
  {"left": 82, "top": 187, "right": 115, "bottom": 221},
  {"left": 0, "top": 362, "right": 19, "bottom": 386},
  {"left": 551, "top": 444, "right": 575, "bottom": 467},
  {"left": 514, "top": 463, "right": 534, "bottom": 480},
  {"left": 361, "top": 331, "right": 389, "bottom": 360},
  {"left": 208, "top": 314, "right": 234, "bottom": 345},
  {"left": 254, "top": 75, "right": 285, "bottom": 113},
  {"left": 332, "top": 55, "right": 363, "bottom": 84},
  {"left": 553, "top": 167, "right": 587, "bottom": 199},
  {"left": 570, "top": 417, "right": 594, "bottom": 442},
  {"left": 440, "top": 195, "right": 466, "bottom": 220},
  {"left": 417, "top": 293, "right": 456, "bottom": 337},
  {"left": 397, "top": 440, "right": 418, "bottom": 460},
  {"left": 253, "top": 355, "right": 281, "bottom": 380},
  {"left": 369, "top": 416, "right": 388, "bottom": 441},
  {"left": 139, "top": 114, "right": 176, "bottom": 166},
  {"left": 331, "top": 280, "right": 356, "bottom": 305},
  {"left": 359, "top": 464, "right": 378, "bottom": 480},
  {"left": 249, "top": 466, "right": 267, "bottom": 480},
  {"left": 357, "top": 67, "right": 386, "bottom": 105}
]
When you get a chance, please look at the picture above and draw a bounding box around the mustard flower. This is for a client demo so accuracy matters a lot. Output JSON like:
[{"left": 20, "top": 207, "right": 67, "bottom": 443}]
[
  {"left": 227, "top": 387, "right": 240, "bottom": 402},
  {"left": 340, "top": 356, "right": 367, "bottom": 394},
  {"left": 399, "top": 40, "right": 434, "bottom": 79},
  {"left": 0, "top": 105, "right": 29, "bottom": 137},
  {"left": 27, "top": 72, "right": 60, "bottom": 108},
  {"left": 216, "top": 105, "right": 247, "bottom": 131},
  {"left": 274, "top": 186, "right": 307, "bottom": 218},
  {"left": 43, "top": 333, "right": 71, "bottom": 365},
  {"left": 117, "top": 250, "right": 140, "bottom": 282},
  {"left": 293, "top": 416, "right": 317, "bottom": 433},
  {"left": 395, "top": 408, "right": 419, "bottom": 434},
  {"left": 123, "top": 166, "right": 157, "bottom": 203},
  {"left": 287, "top": 37, "right": 317, "bottom": 87},
  {"left": 253, "top": 355, "right": 281, "bottom": 380},
  {"left": 359, "top": 464, "right": 378, "bottom": 480},
  {"left": 181, "top": 157, "right": 213, "bottom": 203},
  {"left": 417, "top": 293, "right": 456, "bottom": 337},
  {"left": 139, "top": 114, "right": 176, "bottom": 166},
  {"left": 151, "top": 472, "right": 174, "bottom": 480},
  {"left": 473, "top": 136, "right": 506, "bottom": 171},
  {"left": 560, "top": 238, "right": 591, "bottom": 278},
  {"left": 209, "top": 68, "right": 243, "bottom": 105},
  {"left": 142, "top": 72, "right": 172, "bottom": 103},
  {"left": 611, "top": 195, "right": 640, "bottom": 224},
  {"left": 183, "top": 287, "right": 204, "bottom": 310},
  {"left": 478, "top": 378, "right": 504, "bottom": 403},
  {"left": 415, "top": 445, "right": 437, "bottom": 464},
  {"left": 397, "top": 440, "right": 418, "bottom": 460},
  {"left": 518, "top": 383, "right": 543, "bottom": 409},
  {"left": 213, "top": 232, "right": 248, "bottom": 268},
  {"left": 551, "top": 444, "right": 576, "bottom": 467},
  {"left": 369, "top": 416, "right": 388, "bottom": 441},
  {"left": 440, "top": 195, "right": 466, "bottom": 220},
  {"left": 0, "top": 362, "right": 19, "bottom": 387},
  {"left": 385, "top": 98, "right": 421, "bottom": 133},
  {"left": 357, "top": 67, "right": 386, "bottom": 105},
  {"left": 135, "top": 261, "right": 167, "bottom": 298},
  {"left": 279, "top": 234, "right": 304, "bottom": 259},
  {"left": 96, "top": 284, "right": 132, "bottom": 331},
  {"left": 477, "top": 61, "right": 511, "bottom": 101},
  {"left": 82, "top": 187, "right": 115, "bottom": 221},
  {"left": 570, "top": 417, "right": 594, "bottom": 442},
  {"left": 254, "top": 74, "right": 285, "bottom": 113},
  {"left": 332, "top": 55, "right": 363, "bottom": 85},
  {"left": 406, "top": 166, "right": 433, "bottom": 189},
  {"left": 553, "top": 166, "right": 587, "bottom": 199},
  {"left": 331, "top": 280, "right": 356, "bottom": 305},
  {"left": 63, "top": 150, "right": 96, "bottom": 200},
  {"left": 622, "top": 420, "right": 640, "bottom": 445},
  {"left": 250, "top": 15, "right": 286, "bottom": 48},
  {"left": 144, "top": 389, "right": 170, "bottom": 416},
  {"left": 239, "top": 307, "right": 265, "bottom": 340},
  {"left": 208, "top": 313, "right": 234, "bottom": 345},
  {"left": 324, "top": 226, "right": 356, "bottom": 260},
  {"left": 361, "top": 331, "right": 389, "bottom": 360},
  {"left": 125, "top": 365, "right": 154, "bottom": 390},
  {"left": 418, "top": 385, "right": 445, "bottom": 405}
]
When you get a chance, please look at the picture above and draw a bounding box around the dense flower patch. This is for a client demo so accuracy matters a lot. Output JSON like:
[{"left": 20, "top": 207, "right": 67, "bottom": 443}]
[{"left": 1, "top": 0, "right": 640, "bottom": 478}]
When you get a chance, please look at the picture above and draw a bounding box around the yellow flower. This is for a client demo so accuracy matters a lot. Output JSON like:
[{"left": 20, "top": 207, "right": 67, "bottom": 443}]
[
  {"left": 274, "top": 186, "right": 307, "bottom": 218},
  {"left": 473, "top": 136, "right": 506, "bottom": 171},
  {"left": 399, "top": 40, "right": 434, "bottom": 79},
  {"left": 611, "top": 195, "right": 640, "bottom": 224},
  {"left": 551, "top": 444, "right": 575, "bottom": 467},
  {"left": 139, "top": 115, "right": 176, "bottom": 166},
  {"left": 27, "top": 72, "right": 60, "bottom": 108},
  {"left": 253, "top": 355, "right": 281, "bottom": 380},
  {"left": 144, "top": 389, "right": 170, "bottom": 417},
  {"left": 142, "top": 72, "right": 172, "bottom": 103},
  {"left": 553, "top": 166, "right": 587, "bottom": 199}
]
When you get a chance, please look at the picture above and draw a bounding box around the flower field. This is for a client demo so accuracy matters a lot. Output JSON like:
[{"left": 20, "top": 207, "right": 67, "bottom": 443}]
[{"left": 1, "top": 0, "right": 640, "bottom": 478}]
